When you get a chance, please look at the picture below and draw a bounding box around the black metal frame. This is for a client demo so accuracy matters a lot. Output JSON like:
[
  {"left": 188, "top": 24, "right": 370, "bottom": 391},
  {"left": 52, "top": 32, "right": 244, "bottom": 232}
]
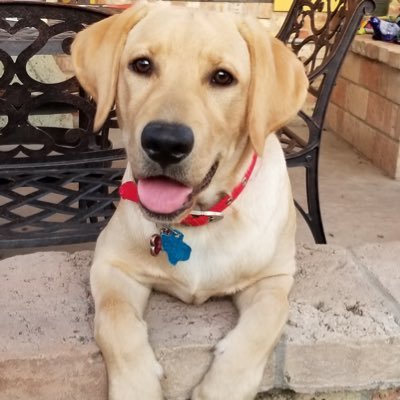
[
  {"left": 0, "top": 2, "right": 125, "bottom": 248},
  {"left": 277, "top": 0, "right": 375, "bottom": 243}
]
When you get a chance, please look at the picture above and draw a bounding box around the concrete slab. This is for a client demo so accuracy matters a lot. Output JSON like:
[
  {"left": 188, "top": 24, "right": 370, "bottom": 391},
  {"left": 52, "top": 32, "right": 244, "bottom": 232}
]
[
  {"left": 279, "top": 244, "right": 400, "bottom": 394},
  {"left": 1, "top": 244, "right": 400, "bottom": 400},
  {"left": 145, "top": 293, "right": 240, "bottom": 400},
  {"left": 0, "top": 251, "right": 107, "bottom": 400},
  {"left": 351, "top": 242, "right": 400, "bottom": 313},
  {"left": 287, "top": 244, "right": 400, "bottom": 342}
]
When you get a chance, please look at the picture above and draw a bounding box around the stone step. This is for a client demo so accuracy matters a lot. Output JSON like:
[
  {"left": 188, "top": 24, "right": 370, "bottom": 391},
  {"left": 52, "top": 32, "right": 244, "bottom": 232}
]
[{"left": 1, "top": 243, "right": 399, "bottom": 400}]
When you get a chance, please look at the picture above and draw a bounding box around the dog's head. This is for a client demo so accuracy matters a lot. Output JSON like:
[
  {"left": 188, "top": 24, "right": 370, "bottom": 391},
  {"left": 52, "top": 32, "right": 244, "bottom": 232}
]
[{"left": 72, "top": 3, "right": 308, "bottom": 223}]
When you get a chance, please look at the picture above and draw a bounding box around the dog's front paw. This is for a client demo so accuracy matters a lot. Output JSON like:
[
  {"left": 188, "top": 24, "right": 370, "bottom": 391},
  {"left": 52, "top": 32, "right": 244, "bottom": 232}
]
[
  {"left": 191, "top": 353, "right": 262, "bottom": 400},
  {"left": 108, "top": 357, "right": 164, "bottom": 400},
  {"left": 191, "top": 333, "right": 268, "bottom": 400},
  {"left": 191, "top": 376, "right": 257, "bottom": 400},
  {"left": 109, "top": 369, "right": 164, "bottom": 400}
]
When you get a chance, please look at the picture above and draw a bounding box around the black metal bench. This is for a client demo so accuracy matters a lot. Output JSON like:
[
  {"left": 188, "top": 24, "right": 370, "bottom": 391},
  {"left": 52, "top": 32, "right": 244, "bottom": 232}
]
[{"left": 0, "top": 0, "right": 374, "bottom": 249}]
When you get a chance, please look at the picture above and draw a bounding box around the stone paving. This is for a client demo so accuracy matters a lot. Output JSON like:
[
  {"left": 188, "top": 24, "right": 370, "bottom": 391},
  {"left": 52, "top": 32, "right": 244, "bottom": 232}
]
[{"left": 1, "top": 241, "right": 399, "bottom": 400}]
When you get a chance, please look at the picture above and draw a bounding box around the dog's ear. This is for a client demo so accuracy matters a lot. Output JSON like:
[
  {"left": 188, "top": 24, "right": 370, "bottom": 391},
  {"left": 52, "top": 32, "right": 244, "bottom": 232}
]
[
  {"left": 71, "top": 3, "right": 150, "bottom": 131},
  {"left": 237, "top": 18, "right": 309, "bottom": 155}
]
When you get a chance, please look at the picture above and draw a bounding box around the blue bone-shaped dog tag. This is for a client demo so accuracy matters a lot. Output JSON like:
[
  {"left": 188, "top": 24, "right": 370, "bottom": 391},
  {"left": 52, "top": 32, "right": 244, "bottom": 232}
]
[{"left": 160, "top": 228, "right": 191, "bottom": 266}]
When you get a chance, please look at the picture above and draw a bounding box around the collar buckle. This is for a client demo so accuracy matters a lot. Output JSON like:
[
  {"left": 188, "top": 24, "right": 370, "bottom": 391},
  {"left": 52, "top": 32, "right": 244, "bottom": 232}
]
[{"left": 189, "top": 210, "right": 224, "bottom": 222}]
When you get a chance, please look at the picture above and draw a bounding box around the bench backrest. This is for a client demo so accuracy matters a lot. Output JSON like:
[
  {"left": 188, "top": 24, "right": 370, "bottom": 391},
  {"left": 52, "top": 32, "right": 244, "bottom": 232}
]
[{"left": 0, "top": 2, "right": 125, "bottom": 249}]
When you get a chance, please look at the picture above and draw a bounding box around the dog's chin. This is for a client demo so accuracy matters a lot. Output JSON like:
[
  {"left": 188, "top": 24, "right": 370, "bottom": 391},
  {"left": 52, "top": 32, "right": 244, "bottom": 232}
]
[
  {"left": 139, "top": 201, "right": 193, "bottom": 224},
  {"left": 136, "top": 160, "right": 219, "bottom": 224}
]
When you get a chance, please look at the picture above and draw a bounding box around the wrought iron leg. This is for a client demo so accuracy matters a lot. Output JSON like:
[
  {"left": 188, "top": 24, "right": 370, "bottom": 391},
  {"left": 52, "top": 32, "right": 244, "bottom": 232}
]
[{"left": 304, "top": 148, "right": 326, "bottom": 244}]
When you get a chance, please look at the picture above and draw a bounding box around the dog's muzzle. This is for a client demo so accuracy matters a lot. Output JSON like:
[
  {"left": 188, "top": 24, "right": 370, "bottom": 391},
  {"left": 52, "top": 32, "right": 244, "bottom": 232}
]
[{"left": 135, "top": 121, "right": 218, "bottom": 220}]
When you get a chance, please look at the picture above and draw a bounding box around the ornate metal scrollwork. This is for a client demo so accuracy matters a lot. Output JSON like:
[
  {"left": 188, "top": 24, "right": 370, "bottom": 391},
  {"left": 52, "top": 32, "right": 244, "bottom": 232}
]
[
  {"left": 0, "top": 3, "right": 125, "bottom": 248},
  {"left": 277, "top": 0, "right": 375, "bottom": 155},
  {"left": 278, "top": 0, "right": 374, "bottom": 80},
  {"left": 0, "top": 3, "right": 113, "bottom": 163}
]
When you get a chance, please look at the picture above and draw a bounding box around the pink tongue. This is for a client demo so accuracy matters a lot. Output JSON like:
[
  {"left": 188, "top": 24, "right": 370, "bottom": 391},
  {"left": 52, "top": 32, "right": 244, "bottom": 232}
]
[{"left": 137, "top": 178, "right": 193, "bottom": 214}]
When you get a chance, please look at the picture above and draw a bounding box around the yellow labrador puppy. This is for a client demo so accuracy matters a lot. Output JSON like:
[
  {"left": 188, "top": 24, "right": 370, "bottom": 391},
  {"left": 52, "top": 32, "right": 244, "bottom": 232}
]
[{"left": 72, "top": 3, "right": 308, "bottom": 399}]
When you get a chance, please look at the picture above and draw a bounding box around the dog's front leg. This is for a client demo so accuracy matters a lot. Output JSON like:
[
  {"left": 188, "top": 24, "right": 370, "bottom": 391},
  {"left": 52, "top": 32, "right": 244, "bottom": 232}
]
[
  {"left": 192, "top": 275, "right": 293, "bottom": 400},
  {"left": 91, "top": 261, "right": 163, "bottom": 400}
]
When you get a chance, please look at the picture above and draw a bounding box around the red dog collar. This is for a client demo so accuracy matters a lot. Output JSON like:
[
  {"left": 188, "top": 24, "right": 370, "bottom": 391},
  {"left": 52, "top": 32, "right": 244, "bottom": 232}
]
[{"left": 119, "top": 152, "right": 258, "bottom": 227}]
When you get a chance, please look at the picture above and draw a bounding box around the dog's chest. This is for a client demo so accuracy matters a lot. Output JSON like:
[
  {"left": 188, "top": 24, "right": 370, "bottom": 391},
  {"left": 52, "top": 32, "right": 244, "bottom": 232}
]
[{"left": 148, "top": 223, "right": 277, "bottom": 304}]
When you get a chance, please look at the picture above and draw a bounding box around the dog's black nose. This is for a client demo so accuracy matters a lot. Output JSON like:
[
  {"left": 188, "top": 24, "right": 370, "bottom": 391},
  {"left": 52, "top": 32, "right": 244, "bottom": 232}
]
[{"left": 141, "top": 122, "right": 194, "bottom": 168}]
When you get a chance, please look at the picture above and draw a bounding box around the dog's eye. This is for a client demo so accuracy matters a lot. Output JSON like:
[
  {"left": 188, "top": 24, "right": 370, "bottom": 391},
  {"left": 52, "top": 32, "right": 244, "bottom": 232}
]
[
  {"left": 211, "top": 70, "right": 235, "bottom": 86},
  {"left": 130, "top": 58, "right": 153, "bottom": 75}
]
